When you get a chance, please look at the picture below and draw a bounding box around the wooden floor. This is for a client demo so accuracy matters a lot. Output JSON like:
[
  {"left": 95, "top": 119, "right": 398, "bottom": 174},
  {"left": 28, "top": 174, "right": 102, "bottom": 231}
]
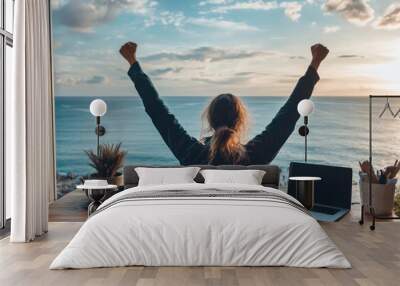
[
  {"left": 49, "top": 190, "right": 89, "bottom": 222},
  {"left": 2, "top": 193, "right": 400, "bottom": 286}
]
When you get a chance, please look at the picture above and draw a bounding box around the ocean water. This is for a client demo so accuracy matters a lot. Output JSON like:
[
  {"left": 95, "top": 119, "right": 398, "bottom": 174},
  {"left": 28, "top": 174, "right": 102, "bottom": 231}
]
[{"left": 55, "top": 96, "right": 400, "bottom": 182}]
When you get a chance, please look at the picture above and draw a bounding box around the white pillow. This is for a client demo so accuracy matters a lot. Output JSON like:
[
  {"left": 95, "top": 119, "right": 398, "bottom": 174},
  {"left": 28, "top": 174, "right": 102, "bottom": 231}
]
[
  {"left": 200, "top": 169, "right": 266, "bottom": 185},
  {"left": 135, "top": 167, "right": 201, "bottom": 186}
]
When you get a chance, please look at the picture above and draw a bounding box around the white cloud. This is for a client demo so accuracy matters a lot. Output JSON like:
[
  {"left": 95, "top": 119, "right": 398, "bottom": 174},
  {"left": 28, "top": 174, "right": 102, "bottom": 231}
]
[
  {"left": 323, "top": 25, "right": 341, "bottom": 33},
  {"left": 201, "top": 1, "right": 303, "bottom": 22},
  {"left": 188, "top": 17, "right": 259, "bottom": 31},
  {"left": 149, "top": 67, "right": 183, "bottom": 77},
  {"left": 51, "top": 0, "right": 64, "bottom": 9},
  {"left": 206, "top": 0, "right": 279, "bottom": 13},
  {"left": 53, "top": 0, "right": 158, "bottom": 32},
  {"left": 54, "top": 1, "right": 257, "bottom": 33},
  {"left": 56, "top": 74, "right": 78, "bottom": 86},
  {"left": 374, "top": 3, "right": 400, "bottom": 30},
  {"left": 145, "top": 11, "right": 259, "bottom": 32},
  {"left": 199, "top": 0, "right": 231, "bottom": 6},
  {"left": 56, "top": 74, "right": 109, "bottom": 86},
  {"left": 280, "top": 2, "right": 303, "bottom": 21},
  {"left": 159, "top": 11, "right": 186, "bottom": 27},
  {"left": 191, "top": 75, "right": 251, "bottom": 85},
  {"left": 142, "top": 46, "right": 272, "bottom": 63},
  {"left": 323, "top": 0, "right": 374, "bottom": 26}
]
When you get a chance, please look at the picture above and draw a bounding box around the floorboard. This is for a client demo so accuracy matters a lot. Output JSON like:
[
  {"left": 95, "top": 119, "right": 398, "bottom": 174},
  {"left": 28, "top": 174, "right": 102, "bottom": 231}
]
[{"left": 49, "top": 190, "right": 88, "bottom": 222}]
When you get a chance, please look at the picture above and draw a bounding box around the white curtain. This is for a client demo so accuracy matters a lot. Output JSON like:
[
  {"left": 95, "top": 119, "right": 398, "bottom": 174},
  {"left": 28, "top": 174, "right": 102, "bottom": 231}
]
[{"left": 8, "top": 0, "right": 56, "bottom": 242}]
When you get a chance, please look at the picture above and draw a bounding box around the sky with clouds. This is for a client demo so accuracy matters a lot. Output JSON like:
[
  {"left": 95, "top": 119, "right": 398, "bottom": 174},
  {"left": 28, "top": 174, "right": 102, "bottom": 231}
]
[{"left": 52, "top": 0, "right": 400, "bottom": 97}]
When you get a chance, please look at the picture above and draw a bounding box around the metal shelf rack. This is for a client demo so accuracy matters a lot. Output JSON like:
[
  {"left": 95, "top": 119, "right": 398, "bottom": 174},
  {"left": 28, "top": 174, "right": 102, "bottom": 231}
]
[{"left": 359, "top": 95, "right": 400, "bottom": 230}]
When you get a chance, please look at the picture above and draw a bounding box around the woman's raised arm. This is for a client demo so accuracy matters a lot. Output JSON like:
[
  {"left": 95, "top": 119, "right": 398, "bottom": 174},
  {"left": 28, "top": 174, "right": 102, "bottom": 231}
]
[
  {"left": 245, "top": 44, "right": 329, "bottom": 164},
  {"left": 120, "top": 43, "right": 206, "bottom": 165}
]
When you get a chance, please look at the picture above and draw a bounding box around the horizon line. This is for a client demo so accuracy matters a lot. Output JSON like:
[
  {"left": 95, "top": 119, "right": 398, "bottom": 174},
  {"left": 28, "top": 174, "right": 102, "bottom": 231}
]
[{"left": 55, "top": 95, "right": 380, "bottom": 98}]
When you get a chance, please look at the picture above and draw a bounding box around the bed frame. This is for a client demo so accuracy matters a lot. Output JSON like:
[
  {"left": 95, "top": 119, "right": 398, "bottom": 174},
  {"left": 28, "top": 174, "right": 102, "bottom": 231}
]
[{"left": 123, "top": 165, "right": 281, "bottom": 189}]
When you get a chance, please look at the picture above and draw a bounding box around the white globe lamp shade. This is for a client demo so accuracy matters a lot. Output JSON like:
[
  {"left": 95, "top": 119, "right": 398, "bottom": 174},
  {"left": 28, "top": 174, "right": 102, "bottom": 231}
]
[
  {"left": 297, "top": 99, "right": 315, "bottom": 117},
  {"left": 89, "top": 99, "right": 107, "bottom": 117}
]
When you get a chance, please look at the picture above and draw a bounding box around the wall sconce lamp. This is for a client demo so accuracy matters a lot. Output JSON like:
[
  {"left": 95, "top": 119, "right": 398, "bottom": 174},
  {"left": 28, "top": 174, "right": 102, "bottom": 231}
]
[
  {"left": 89, "top": 99, "right": 107, "bottom": 156},
  {"left": 297, "top": 99, "right": 315, "bottom": 162}
]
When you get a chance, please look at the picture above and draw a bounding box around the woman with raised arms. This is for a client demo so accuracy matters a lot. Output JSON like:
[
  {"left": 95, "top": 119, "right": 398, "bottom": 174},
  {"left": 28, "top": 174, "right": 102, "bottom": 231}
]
[{"left": 120, "top": 42, "right": 329, "bottom": 165}]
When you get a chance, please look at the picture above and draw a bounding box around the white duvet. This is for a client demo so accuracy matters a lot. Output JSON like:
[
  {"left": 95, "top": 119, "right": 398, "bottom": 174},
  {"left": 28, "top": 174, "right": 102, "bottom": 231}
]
[{"left": 50, "top": 183, "right": 351, "bottom": 269}]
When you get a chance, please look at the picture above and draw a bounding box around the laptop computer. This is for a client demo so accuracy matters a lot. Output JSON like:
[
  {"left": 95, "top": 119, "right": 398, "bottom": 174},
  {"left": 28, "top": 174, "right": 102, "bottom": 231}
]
[{"left": 288, "top": 162, "right": 353, "bottom": 222}]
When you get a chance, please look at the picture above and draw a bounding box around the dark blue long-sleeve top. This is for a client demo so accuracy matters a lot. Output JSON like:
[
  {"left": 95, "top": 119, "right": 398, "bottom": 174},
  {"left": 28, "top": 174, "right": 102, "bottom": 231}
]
[{"left": 128, "top": 62, "right": 319, "bottom": 165}]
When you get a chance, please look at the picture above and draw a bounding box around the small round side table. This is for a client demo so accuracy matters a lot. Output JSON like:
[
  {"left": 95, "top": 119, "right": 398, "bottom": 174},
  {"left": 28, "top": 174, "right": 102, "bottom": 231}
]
[
  {"left": 289, "top": 176, "right": 321, "bottom": 210},
  {"left": 77, "top": 184, "right": 117, "bottom": 216}
]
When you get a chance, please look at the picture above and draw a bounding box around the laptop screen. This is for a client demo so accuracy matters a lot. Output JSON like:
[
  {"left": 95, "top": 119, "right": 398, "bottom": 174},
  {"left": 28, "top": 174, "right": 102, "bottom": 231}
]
[{"left": 288, "top": 162, "right": 353, "bottom": 210}]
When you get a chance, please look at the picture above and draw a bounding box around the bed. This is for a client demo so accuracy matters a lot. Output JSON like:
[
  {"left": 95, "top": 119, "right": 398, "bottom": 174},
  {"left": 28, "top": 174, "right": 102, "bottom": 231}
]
[{"left": 50, "top": 165, "right": 350, "bottom": 269}]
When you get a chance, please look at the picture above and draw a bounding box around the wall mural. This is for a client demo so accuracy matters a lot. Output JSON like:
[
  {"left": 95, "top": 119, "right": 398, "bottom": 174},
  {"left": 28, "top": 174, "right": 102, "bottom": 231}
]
[{"left": 51, "top": 0, "right": 400, "bottom": 198}]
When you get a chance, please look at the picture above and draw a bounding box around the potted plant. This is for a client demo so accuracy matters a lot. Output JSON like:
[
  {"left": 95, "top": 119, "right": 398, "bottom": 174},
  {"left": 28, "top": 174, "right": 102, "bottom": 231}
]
[{"left": 84, "top": 142, "right": 127, "bottom": 186}]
